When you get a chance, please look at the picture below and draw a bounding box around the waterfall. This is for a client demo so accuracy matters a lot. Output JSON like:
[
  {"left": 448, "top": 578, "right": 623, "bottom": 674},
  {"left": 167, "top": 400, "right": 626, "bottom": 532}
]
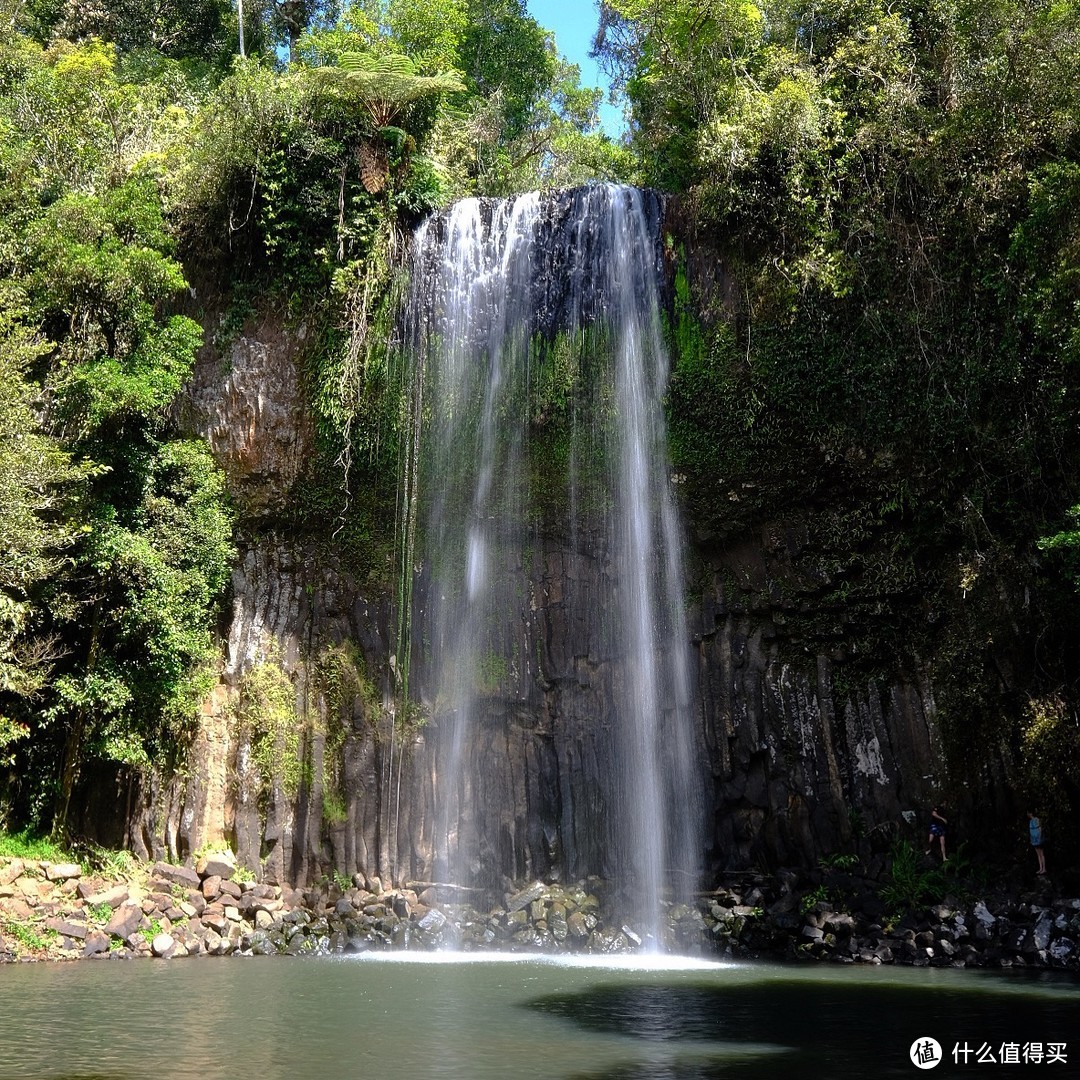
[{"left": 402, "top": 184, "right": 701, "bottom": 944}]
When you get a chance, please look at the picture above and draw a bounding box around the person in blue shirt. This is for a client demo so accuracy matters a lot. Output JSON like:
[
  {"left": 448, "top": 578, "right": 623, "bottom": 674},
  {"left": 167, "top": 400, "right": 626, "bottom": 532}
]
[{"left": 1027, "top": 809, "right": 1047, "bottom": 876}]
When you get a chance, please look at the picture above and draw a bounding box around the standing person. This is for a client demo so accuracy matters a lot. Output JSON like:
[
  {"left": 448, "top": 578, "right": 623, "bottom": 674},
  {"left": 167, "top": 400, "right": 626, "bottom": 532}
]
[
  {"left": 1027, "top": 809, "right": 1047, "bottom": 876},
  {"left": 925, "top": 805, "right": 948, "bottom": 860}
]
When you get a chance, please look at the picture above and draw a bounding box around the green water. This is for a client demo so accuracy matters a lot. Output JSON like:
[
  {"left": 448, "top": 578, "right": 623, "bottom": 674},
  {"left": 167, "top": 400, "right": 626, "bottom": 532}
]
[{"left": 0, "top": 954, "right": 1075, "bottom": 1079}]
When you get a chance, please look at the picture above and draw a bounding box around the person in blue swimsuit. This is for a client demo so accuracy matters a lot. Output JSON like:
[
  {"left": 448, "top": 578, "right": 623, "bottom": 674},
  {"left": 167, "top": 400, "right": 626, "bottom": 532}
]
[
  {"left": 1027, "top": 809, "right": 1047, "bottom": 875},
  {"left": 925, "top": 805, "right": 947, "bottom": 860}
]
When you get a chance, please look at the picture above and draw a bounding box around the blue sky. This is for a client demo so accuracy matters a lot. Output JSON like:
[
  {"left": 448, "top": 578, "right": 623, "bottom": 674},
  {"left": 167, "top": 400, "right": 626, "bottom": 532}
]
[{"left": 525, "top": 0, "right": 623, "bottom": 137}]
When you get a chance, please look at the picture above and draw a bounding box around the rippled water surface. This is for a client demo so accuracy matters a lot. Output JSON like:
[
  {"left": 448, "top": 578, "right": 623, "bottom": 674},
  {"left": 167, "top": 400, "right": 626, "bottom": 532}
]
[{"left": 0, "top": 954, "right": 1076, "bottom": 1079}]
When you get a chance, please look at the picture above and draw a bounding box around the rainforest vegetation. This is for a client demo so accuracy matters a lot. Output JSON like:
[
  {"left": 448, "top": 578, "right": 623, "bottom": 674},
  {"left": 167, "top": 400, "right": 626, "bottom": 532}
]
[{"left": 1, "top": 0, "right": 1079, "bottom": 854}]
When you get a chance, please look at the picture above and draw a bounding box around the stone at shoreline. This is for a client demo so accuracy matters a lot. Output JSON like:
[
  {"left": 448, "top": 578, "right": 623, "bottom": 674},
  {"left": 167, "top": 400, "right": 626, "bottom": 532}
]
[
  {"left": 196, "top": 852, "right": 236, "bottom": 881},
  {"left": 3, "top": 897, "right": 34, "bottom": 920},
  {"left": 82, "top": 929, "right": 110, "bottom": 957},
  {"left": 151, "top": 932, "right": 175, "bottom": 958},
  {"left": 16, "top": 876, "right": 51, "bottom": 900},
  {"left": 202, "top": 910, "right": 227, "bottom": 933},
  {"left": 45, "top": 918, "right": 88, "bottom": 940},
  {"left": 0, "top": 860, "right": 25, "bottom": 887},
  {"left": 507, "top": 881, "right": 546, "bottom": 913},
  {"left": 105, "top": 903, "right": 143, "bottom": 940},
  {"left": 83, "top": 884, "right": 129, "bottom": 909},
  {"left": 151, "top": 862, "right": 200, "bottom": 889},
  {"left": 566, "top": 911, "right": 589, "bottom": 939},
  {"left": 45, "top": 863, "right": 81, "bottom": 882}
]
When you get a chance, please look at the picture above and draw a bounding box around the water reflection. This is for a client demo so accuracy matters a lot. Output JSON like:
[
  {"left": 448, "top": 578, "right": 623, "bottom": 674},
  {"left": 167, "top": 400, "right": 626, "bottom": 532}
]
[
  {"left": 531, "top": 976, "right": 1080, "bottom": 1079},
  {"left": 0, "top": 959, "right": 1075, "bottom": 1080}
]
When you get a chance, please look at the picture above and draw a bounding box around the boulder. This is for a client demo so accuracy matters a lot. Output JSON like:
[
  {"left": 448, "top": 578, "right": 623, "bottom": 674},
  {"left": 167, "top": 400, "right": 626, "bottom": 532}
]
[
  {"left": 16, "top": 876, "right": 51, "bottom": 900},
  {"left": 196, "top": 852, "right": 236, "bottom": 881},
  {"left": 151, "top": 933, "right": 175, "bottom": 958},
  {"left": 507, "top": 881, "right": 546, "bottom": 913},
  {"left": 201, "top": 875, "right": 222, "bottom": 900},
  {"left": 0, "top": 860, "right": 25, "bottom": 887},
  {"left": 567, "top": 911, "right": 589, "bottom": 939},
  {"left": 3, "top": 897, "right": 34, "bottom": 920},
  {"left": 417, "top": 909, "right": 447, "bottom": 933},
  {"left": 105, "top": 903, "right": 144, "bottom": 940},
  {"left": 44, "top": 863, "right": 81, "bottom": 882},
  {"left": 219, "top": 880, "right": 243, "bottom": 901},
  {"left": 44, "top": 918, "right": 88, "bottom": 940},
  {"left": 1049, "top": 938, "right": 1074, "bottom": 963},
  {"left": 151, "top": 862, "right": 200, "bottom": 889},
  {"left": 249, "top": 930, "right": 278, "bottom": 956},
  {"left": 82, "top": 929, "right": 110, "bottom": 957},
  {"left": 1034, "top": 913, "right": 1053, "bottom": 952},
  {"left": 200, "top": 907, "right": 225, "bottom": 933},
  {"left": 83, "top": 884, "right": 129, "bottom": 909}
]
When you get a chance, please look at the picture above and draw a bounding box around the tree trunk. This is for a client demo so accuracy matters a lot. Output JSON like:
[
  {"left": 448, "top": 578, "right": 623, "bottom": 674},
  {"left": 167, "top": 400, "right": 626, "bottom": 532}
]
[{"left": 53, "top": 599, "right": 101, "bottom": 839}]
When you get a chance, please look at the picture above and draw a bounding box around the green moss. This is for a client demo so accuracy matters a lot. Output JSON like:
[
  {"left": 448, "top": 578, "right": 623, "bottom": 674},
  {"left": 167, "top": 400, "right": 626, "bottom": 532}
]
[
  {"left": 233, "top": 654, "right": 302, "bottom": 802},
  {"left": 475, "top": 651, "right": 508, "bottom": 695}
]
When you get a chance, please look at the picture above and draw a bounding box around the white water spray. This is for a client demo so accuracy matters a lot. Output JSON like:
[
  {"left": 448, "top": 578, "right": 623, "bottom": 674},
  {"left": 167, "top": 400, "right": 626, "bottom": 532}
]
[{"left": 404, "top": 185, "right": 702, "bottom": 943}]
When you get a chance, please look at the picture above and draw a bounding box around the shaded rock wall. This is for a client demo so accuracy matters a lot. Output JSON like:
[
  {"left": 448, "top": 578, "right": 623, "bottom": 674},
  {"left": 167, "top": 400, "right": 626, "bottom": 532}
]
[{"left": 138, "top": 308, "right": 941, "bottom": 888}]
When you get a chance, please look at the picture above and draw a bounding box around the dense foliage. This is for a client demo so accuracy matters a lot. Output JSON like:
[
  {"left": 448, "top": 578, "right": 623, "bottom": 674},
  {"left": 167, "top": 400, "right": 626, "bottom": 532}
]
[
  {"left": 0, "top": 0, "right": 627, "bottom": 838},
  {"left": 2, "top": 0, "right": 1079, "bottom": 859},
  {"left": 597, "top": 0, "right": 1080, "bottom": 837}
]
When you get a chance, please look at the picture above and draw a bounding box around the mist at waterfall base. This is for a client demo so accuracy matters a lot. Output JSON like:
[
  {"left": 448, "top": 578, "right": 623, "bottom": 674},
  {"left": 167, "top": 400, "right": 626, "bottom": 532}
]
[{"left": 398, "top": 184, "right": 703, "bottom": 941}]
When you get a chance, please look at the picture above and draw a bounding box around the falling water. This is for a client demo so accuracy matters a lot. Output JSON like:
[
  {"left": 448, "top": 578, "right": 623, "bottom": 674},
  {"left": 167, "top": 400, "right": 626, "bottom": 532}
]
[{"left": 402, "top": 185, "right": 701, "bottom": 943}]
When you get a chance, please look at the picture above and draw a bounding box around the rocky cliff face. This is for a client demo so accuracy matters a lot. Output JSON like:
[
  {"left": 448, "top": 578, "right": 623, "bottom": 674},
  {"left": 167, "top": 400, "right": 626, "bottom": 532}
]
[
  {"left": 136, "top": 230, "right": 942, "bottom": 891},
  {"left": 141, "top": 301, "right": 941, "bottom": 889}
]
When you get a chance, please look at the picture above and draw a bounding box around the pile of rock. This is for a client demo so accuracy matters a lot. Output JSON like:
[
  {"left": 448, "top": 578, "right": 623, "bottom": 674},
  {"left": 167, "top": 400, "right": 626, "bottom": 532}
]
[
  {"left": 0, "top": 856, "right": 642, "bottom": 960},
  {"left": 0, "top": 852, "right": 293, "bottom": 960},
  {"left": 3, "top": 853, "right": 1079, "bottom": 968},
  {"left": 694, "top": 873, "right": 1080, "bottom": 970}
]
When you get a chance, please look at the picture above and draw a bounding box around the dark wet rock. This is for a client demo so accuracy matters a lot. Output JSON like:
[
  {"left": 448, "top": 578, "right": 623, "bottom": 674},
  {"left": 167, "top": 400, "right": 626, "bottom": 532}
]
[
  {"left": 417, "top": 908, "right": 446, "bottom": 933},
  {"left": 285, "top": 932, "right": 313, "bottom": 956},
  {"left": 566, "top": 911, "right": 589, "bottom": 939},
  {"left": 507, "top": 881, "right": 546, "bottom": 913}
]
